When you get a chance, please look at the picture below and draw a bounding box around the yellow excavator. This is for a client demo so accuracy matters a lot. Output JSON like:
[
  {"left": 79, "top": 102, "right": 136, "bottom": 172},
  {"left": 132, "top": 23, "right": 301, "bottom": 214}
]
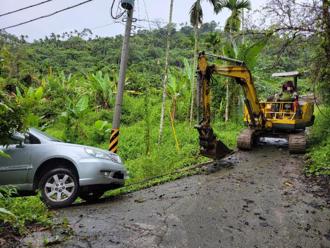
[{"left": 195, "top": 52, "right": 315, "bottom": 160}]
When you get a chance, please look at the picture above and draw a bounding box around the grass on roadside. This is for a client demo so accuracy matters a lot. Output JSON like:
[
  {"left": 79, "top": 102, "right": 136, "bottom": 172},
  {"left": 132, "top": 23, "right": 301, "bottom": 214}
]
[
  {"left": 305, "top": 106, "right": 330, "bottom": 175},
  {"left": 0, "top": 186, "right": 52, "bottom": 235}
]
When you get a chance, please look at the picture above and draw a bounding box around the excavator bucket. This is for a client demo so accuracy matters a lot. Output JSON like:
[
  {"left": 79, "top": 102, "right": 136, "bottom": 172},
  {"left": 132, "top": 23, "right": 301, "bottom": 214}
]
[{"left": 195, "top": 125, "right": 232, "bottom": 160}]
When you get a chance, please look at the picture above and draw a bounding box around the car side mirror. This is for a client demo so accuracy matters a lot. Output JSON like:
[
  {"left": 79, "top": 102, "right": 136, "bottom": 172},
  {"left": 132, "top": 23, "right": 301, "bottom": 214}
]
[{"left": 11, "top": 133, "right": 25, "bottom": 147}]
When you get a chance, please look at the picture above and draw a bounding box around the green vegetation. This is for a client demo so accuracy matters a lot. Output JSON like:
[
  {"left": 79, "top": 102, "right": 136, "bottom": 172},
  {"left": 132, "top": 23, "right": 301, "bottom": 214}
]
[
  {"left": 0, "top": 186, "right": 51, "bottom": 234},
  {"left": 305, "top": 107, "right": 330, "bottom": 175}
]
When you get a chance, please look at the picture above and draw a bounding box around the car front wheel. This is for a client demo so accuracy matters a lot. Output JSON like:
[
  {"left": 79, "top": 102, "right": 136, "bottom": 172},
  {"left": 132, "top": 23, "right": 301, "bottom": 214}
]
[{"left": 39, "top": 168, "right": 79, "bottom": 208}]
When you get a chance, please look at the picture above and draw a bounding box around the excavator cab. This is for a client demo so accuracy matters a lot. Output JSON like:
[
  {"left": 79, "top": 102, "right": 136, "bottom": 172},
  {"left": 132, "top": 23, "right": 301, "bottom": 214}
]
[{"left": 256, "top": 71, "right": 315, "bottom": 132}]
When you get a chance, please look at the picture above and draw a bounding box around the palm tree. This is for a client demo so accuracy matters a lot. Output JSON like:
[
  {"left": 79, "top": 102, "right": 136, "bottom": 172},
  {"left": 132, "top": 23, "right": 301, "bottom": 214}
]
[
  {"left": 220, "top": 0, "right": 251, "bottom": 122},
  {"left": 189, "top": 0, "right": 222, "bottom": 124},
  {"left": 205, "top": 32, "right": 222, "bottom": 53},
  {"left": 222, "top": 0, "right": 250, "bottom": 33}
]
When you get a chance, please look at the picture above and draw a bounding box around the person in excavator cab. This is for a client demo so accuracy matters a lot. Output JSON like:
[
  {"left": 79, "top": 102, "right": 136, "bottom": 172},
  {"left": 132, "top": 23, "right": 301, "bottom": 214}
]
[
  {"left": 275, "top": 81, "right": 301, "bottom": 118},
  {"left": 280, "top": 80, "right": 296, "bottom": 101}
]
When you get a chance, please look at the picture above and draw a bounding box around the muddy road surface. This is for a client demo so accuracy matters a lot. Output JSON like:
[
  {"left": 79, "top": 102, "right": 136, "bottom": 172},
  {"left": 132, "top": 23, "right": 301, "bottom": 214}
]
[{"left": 23, "top": 146, "right": 330, "bottom": 248}]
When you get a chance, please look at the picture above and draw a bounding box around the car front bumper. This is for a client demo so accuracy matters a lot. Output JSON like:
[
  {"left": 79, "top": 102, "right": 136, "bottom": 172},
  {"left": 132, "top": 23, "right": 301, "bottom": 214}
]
[{"left": 76, "top": 158, "right": 127, "bottom": 187}]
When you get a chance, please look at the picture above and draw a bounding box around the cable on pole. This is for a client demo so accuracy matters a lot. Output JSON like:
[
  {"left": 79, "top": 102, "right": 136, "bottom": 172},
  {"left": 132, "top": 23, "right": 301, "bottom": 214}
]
[
  {"left": 0, "top": 0, "right": 93, "bottom": 31},
  {"left": 110, "top": 0, "right": 126, "bottom": 19},
  {"left": 0, "top": 0, "right": 54, "bottom": 18}
]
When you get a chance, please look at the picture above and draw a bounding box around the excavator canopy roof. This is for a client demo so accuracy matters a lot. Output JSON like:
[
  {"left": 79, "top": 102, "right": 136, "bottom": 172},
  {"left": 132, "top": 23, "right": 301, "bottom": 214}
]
[{"left": 272, "top": 71, "right": 300, "bottom": 77}]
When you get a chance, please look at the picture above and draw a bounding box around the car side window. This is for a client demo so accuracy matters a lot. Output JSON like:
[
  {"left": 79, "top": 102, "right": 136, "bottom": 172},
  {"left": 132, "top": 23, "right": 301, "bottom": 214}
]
[{"left": 24, "top": 133, "right": 41, "bottom": 144}]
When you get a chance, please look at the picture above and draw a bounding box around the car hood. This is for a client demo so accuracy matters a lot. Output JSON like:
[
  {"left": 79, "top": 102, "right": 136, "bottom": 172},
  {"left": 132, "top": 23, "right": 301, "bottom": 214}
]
[{"left": 51, "top": 141, "right": 117, "bottom": 156}]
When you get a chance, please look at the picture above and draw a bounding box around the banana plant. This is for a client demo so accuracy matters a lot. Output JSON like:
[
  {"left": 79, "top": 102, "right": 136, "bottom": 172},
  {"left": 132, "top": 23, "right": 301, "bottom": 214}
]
[
  {"left": 92, "top": 120, "right": 111, "bottom": 143},
  {"left": 167, "top": 70, "right": 189, "bottom": 120},
  {"left": 43, "top": 71, "right": 80, "bottom": 98},
  {"left": 222, "top": 37, "right": 269, "bottom": 121},
  {"left": 167, "top": 70, "right": 187, "bottom": 151},
  {"left": 60, "top": 95, "right": 90, "bottom": 142},
  {"left": 87, "top": 71, "right": 116, "bottom": 109},
  {"left": 16, "top": 86, "right": 44, "bottom": 127},
  {"left": 183, "top": 58, "right": 194, "bottom": 83}
]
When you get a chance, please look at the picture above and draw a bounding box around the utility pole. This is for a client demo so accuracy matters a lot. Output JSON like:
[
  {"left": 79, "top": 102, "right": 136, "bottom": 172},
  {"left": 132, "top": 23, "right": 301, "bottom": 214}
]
[{"left": 109, "top": 0, "right": 134, "bottom": 153}]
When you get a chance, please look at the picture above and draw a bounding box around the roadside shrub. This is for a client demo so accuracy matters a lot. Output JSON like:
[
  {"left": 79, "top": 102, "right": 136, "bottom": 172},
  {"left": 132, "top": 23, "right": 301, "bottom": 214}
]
[
  {"left": 306, "top": 107, "right": 330, "bottom": 175},
  {"left": 0, "top": 93, "right": 25, "bottom": 145},
  {"left": 121, "top": 95, "right": 145, "bottom": 125},
  {"left": 0, "top": 186, "right": 51, "bottom": 234}
]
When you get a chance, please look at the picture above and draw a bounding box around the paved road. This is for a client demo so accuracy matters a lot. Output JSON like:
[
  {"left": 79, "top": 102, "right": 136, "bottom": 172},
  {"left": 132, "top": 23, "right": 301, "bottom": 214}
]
[{"left": 23, "top": 146, "right": 330, "bottom": 248}]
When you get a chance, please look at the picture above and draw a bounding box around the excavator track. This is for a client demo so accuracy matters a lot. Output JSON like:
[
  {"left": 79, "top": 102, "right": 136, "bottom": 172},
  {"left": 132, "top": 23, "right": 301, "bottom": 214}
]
[
  {"left": 237, "top": 128, "right": 256, "bottom": 150},
  {"left": 288, "top": 132, "right": 306, "bottom": 154}
]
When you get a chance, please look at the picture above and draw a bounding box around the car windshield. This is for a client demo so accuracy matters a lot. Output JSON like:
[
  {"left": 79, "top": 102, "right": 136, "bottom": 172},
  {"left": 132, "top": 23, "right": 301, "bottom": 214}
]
[{"left": 30, "top": 128, "right": 62, "bottom": 142}]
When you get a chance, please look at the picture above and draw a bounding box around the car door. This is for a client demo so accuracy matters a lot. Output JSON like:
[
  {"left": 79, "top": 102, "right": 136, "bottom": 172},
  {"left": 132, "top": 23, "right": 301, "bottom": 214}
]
[{"left": 0, "top": 143, "right": 32, "bottom": 186}]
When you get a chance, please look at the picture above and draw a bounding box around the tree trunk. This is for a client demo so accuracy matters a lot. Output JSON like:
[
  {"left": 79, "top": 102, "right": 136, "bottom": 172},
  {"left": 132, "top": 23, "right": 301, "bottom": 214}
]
[
  {"left": 144, "top": 87, "right": 151, "bottom": 155},
  {"left": 241, "top": 9, "right": 245, "bottom": 44},
  {"left": 171, "top": 97, "right": 177, "bottom": 120},
  {"left": 190, "top": 25, "right": 199, "bottom": 125},
  {"left": 322, "top": 0, "right": 330, "bottom": 62},
  {"left": 158, "top": 0, "right": 174, "bottom": 144},
  {"left": 225, "top": 81, "right": 229, "bottom": 122}
]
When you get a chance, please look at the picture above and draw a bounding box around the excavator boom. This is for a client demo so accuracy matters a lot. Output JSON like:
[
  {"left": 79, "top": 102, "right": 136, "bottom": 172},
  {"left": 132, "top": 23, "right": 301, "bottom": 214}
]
[{"left": 195, "top": 52, "right": 264, "bottom": 160}]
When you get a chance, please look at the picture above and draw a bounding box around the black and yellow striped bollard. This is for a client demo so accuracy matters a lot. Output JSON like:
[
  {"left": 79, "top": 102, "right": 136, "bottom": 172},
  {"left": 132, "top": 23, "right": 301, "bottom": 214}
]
[{"left": 109, "top": 128, "right": 119, "bottom": 153}]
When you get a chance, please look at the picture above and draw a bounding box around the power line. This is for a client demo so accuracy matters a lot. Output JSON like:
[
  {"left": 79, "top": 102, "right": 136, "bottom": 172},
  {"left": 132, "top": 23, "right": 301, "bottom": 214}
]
[
  {"left": 90, "top": 21, "right": 119, "bottom": 31},
  {"left": 142, "top": 0, "right": 152, "bottom": 30},
  {"left": 0, "top": 0, "right": 93, "bottom": 31},
  {"left": 0, "top": 0, "right": 54, "bottom": 18}
]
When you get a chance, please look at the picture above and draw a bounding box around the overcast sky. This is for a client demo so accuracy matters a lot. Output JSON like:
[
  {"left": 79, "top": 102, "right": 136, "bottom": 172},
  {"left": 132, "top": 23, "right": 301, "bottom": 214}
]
[{"left": 1, "top": 0, "right": 266, "bottom": 41}]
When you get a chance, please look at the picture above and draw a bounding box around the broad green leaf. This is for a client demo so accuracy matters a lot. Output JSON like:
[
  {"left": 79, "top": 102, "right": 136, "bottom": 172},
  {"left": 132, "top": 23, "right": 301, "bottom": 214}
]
[
  {"left": 241, "top": 39, "right": 268, "bottom": 70},
  {"left": 16, "top": 87, "right": 22, "bottom": 97},
  {"left": 0, "top": 208, "right": 15, "bottom": 217},
  {"left": 34, "top": 87, "right": 44, "bottom": 100},
  {"left": 94, "top": 120, "right": 108, "bottom": 130},
  {"left": 75, "top": 95, "right": 89, "bottom": 113}
]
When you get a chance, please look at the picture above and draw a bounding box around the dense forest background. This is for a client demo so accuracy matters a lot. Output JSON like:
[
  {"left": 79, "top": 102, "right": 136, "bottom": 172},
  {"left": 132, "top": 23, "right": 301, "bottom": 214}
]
[{"left": 0, "top": 0, "right": 329, "bottom": 233}]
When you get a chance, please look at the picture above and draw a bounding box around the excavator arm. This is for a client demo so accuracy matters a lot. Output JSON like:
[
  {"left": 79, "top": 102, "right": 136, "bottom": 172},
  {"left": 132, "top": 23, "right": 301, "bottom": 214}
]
[{"left": 195, "top": 52, "right": 264, "bottom": 160}]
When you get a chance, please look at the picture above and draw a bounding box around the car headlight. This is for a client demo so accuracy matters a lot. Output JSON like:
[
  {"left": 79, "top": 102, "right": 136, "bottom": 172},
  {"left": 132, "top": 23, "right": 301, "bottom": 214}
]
[{"left": 85, "top": 148, "right": 122, "bottom": 164}]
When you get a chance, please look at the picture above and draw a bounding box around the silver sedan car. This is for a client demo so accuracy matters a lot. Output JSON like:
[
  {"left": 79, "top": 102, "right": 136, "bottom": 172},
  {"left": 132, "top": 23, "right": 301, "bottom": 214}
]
[{"left": 0, "top": 128, "right": 127, "bottom": 208}]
